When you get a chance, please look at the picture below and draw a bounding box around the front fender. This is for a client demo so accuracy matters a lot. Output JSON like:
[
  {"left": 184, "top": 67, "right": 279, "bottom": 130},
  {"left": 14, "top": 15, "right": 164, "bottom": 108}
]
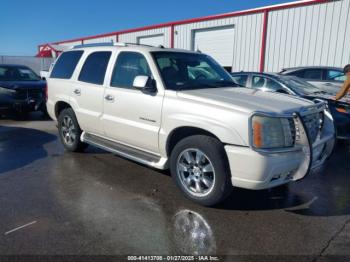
[{"left": 159, "top": 113, "right": 247, "bottom": 156}]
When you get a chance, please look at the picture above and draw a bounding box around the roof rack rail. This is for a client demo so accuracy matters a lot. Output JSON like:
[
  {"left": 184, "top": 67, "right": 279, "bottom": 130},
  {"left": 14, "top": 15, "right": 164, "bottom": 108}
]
[
  {"left": 73, "top": 42, "right": 115, "bottom": 49},
  {"left": 73, "top": 42, "right": 162, "bottom": 49},
  {"left": 123, "top": 42, "right": 155, "bottom": 48}
]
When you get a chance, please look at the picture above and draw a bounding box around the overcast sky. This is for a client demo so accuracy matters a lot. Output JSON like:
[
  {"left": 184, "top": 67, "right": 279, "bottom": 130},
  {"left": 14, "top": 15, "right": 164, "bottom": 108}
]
[{"left": 0, "top": 0, "right": 291, "bottom": 56}]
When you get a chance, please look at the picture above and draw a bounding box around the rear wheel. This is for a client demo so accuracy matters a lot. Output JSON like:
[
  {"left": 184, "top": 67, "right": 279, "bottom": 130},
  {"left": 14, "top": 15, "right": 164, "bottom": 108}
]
[
  {"left": 58, "top": 108, "right": 88, "bottom": 152},
  {"left": 170, "top": 135, "right": 232, "bottom": 206}
]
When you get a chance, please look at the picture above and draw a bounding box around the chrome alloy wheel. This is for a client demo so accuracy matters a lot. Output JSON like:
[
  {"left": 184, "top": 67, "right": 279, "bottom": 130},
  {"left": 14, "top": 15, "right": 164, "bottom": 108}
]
[
  {"left": 60, "top": 115, "right": 76, "bottom": 146},
  {"left": 177, "top": 148, "right": 215, "bottom": 197}
]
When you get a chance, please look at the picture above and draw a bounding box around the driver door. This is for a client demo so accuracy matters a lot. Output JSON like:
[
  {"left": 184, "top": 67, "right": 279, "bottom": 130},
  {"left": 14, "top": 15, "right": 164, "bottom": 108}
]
[{"left": 101, "top": 51, "right": 163, "bottom": 154}]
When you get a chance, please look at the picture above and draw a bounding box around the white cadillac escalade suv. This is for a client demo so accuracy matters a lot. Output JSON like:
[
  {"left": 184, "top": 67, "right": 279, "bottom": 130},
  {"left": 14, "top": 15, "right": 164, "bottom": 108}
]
[{"left": 46, "top": 43, "right": 335, "bottom": 206}]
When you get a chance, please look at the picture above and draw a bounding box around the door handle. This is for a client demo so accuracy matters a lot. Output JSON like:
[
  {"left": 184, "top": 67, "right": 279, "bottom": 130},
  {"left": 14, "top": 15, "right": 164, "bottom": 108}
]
[
  {"left": 324, "top": 83, "right": 332, "bottom": 86},
  {"left": 105, "top": 94, "right": 115, "bottom": 102},
  {"left": 74, "top": 88, "right": 81, "bottom": 95}
]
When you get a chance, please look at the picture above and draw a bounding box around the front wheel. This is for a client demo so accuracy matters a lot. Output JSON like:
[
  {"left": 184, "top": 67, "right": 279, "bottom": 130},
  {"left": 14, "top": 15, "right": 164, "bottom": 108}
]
[
  {"left": 58, "top": 108, "right": 88, "bottom": 152},
  {"left": 170, "top": 135, "right": 233, "bottom": 206}
]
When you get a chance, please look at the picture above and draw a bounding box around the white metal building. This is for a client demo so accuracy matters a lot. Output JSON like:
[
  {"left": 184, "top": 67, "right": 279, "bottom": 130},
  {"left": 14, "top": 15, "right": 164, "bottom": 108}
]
[{"left": 37, "top": 0, "right": 350, "bottom": 72}]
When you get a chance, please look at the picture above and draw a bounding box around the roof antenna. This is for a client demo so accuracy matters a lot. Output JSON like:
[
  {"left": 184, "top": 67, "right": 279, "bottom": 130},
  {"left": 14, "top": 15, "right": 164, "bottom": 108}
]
[{"left": 158, "top": 45, "right": 165, "bottom": 48}]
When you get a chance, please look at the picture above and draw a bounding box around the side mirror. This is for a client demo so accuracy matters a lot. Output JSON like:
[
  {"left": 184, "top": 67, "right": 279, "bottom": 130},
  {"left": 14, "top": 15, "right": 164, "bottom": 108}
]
[{"left": 133, "top": 75, "right": 156, "bottom": 92}]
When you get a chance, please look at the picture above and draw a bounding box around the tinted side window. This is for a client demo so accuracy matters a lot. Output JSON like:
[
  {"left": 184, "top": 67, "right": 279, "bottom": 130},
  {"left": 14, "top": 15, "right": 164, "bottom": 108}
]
[
  {"left": 252, "top": 76, "right": 266, "bottom": 88},
  {"left": 51, "top": 51, "right": 83, "bottom": 79},
  {"left": 252, "top": 76, "right": 282, "bottom": 91},
  {"left": 303, "top": 69, "right": 323, "bottom": 80},
  {"left": 78, "top": 52, "right": 111, "bottom": 85},
  {"left": 288, "top": 70, "right": 305, "bottom": 78},
  {"left": 231, "top": 75, "right": 248, "bottom": 86},
  {"left": 111, "top": 52, "right": 152, "bottom": 89}
]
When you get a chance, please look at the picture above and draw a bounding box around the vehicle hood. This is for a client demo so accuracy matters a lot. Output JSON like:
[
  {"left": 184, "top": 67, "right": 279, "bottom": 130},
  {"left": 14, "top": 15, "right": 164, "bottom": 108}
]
[
  {"left": 304, "top": 93, "right": 350, "bottom": 107},
  {"left": 0, "top": 80, "right": 46, "bottom": 90},
  {"left": 310, "top": 83, "right": 340, "bottom": 95},
  {"left": 304, "top": 92, "right": 334, "bottom": 100},
  {"left": 177, "top": 87, "right": 314, "bottom": 115}
]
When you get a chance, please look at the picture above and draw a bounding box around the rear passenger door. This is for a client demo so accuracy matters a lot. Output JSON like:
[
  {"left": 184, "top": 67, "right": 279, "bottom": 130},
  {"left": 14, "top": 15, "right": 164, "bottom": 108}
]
[
  {"left": 70, "top": 51, "right": 112, "bottom": 135},
  {"left": 101, "top": 51, "right": 163, "bottom": 154}
]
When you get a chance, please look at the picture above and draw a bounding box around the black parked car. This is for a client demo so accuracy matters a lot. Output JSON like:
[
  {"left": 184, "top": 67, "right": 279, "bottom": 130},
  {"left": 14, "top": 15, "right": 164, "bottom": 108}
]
[
  {"left": 231, "top": 72, "right": 350, "bottom": 140},
  {"left": 0, "top": 64, "right": 47, "bottom": 116}
]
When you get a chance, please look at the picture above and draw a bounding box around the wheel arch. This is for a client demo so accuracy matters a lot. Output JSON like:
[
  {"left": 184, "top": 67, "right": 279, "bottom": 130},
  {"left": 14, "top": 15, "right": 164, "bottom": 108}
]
[
  {"left": 166, "top": 126, "right": 222, "bottom": 157},
  {"left": 55, "top": 101, "right": 72, "bottom": 119}
]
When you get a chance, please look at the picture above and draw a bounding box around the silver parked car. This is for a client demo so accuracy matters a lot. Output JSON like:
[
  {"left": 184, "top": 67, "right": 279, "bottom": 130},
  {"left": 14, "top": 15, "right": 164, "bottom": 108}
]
[{"left": 279, "top": 66, "right": 345, "bottom": 95}]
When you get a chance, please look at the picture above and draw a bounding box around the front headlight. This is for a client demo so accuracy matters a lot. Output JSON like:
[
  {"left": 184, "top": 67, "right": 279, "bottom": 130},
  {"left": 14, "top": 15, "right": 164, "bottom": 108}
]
[
  {"left": 251, "top": 115, "right": 295, "bottom": 149},
  {"left": 0, "top": 86, "right": 16, "bottom": 94}
]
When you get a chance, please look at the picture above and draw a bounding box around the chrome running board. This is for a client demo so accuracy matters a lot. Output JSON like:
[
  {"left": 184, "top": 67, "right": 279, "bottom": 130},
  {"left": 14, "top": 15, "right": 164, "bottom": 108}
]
[{"left": 81, "top": 132, "right": 167, "bottom": 169}]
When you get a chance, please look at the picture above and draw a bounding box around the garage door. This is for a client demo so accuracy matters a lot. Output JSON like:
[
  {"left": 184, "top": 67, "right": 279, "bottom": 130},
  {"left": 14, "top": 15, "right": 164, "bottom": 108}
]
[
  {"left": 192, "top": 26, "right": 235, "bottom": 67},
  {"left": 138, "top": 34, "right": 165, "bottom": 47}
]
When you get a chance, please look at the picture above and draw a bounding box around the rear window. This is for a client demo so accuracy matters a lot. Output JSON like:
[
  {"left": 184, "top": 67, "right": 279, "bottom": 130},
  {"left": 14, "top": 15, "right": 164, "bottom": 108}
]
[
  {"left": 78, "top": 51, "right": 111, "bottom": 85},
  {"left": 50, "top": 51, "right": 83, "bottom": 79}
]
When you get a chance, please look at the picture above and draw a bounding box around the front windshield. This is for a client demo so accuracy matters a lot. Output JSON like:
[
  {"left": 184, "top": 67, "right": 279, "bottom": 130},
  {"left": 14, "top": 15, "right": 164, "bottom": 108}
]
[
  {"left": 279, "top": 76, "right": 322, "bottom": 95},
  {"left": 0, "top": 66, "right": 41, "bottom": 81},
  {"left": 152, "top": 51, "right": 237, "bottom": 90}
]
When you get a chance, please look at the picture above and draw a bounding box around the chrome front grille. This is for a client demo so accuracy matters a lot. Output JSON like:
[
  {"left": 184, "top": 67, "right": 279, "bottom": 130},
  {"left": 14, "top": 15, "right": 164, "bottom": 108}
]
[
  {"left": 302, "top": 112, "right": 323, "bottom": 144},
  {"left": 15, "top": 89, "right": 43, "bottom": 100},
  {"left": 288, "top": 118, "right": 296, "bottom": 141},
  {"left": 28, "top": 89, "right": 43, "bottom": 99}
]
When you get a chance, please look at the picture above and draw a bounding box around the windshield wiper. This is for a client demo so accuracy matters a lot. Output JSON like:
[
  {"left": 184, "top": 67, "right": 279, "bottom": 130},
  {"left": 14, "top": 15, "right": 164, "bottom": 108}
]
[
  {"left": 176, "top": 83, "right": 221, "bottom": 91},
  {"left": 312, "top": 90, "right": 327, "bottom": 95},
  {"left": 176, "top": 81, "right": 238, "bottom": 91}
]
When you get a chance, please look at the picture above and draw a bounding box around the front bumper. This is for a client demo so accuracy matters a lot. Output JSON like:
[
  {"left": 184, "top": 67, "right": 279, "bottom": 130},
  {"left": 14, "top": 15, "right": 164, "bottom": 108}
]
[
  {"left": 225, "top": 109, "right": 335, "bottom": 190},
  {"left": 12, "top": 98, "right": 45, "bottom": 112},
  {"left": 0, "top": 95, "right": 45, "bottom": 113}
]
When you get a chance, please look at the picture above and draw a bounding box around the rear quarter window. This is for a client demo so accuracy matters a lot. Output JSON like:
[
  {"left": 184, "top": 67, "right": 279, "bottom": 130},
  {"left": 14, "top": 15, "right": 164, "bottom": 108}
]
[{"left": 50, "top": 51, "right": 84, "bottom": 79}]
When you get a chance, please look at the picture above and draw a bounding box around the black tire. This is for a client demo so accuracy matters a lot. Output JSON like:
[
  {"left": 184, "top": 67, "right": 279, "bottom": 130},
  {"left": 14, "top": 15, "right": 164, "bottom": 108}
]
[
  {"left": 170, "top": 135, "right": 233, "bottom": 206},
  {"left": 58, "top": 108, "right": 88, "bottom": 152},
  {"left": 14, "top": 110, "right": 29, "bottom": 120}
]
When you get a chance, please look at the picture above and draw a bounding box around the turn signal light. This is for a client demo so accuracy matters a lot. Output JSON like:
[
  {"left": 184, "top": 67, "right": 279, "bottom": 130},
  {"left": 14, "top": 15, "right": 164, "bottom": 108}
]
[
  {"left": 336, "top": 107, "right": 347, "bottom": 114},
  {"left": 253, "top": 121, "right": 263, "bottom": 148}
]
